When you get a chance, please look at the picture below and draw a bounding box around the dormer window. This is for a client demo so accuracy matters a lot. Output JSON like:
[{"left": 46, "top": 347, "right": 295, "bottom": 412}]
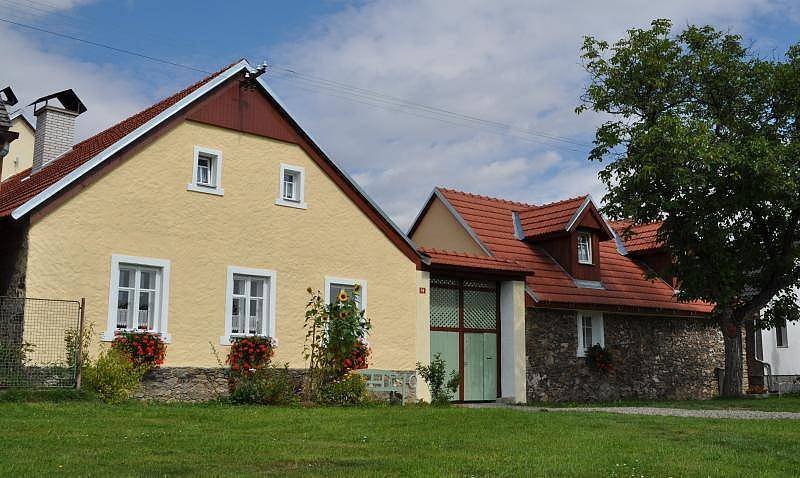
[
  {"left": 275, "top": 163, "right": 307, "bottom": 209},
  {"left": 187, "top": 146, "right": 224, "bottom": 196},
  {"left": 577, "top": 232, "right": 592, "bottom": 265}
]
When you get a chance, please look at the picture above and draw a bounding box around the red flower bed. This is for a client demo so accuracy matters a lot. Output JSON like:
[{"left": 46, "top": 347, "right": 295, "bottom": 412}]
[
  {"left": 226, "top": 336, "right": 276, "bottom": 375},
  {"left": 111, "top": 331, "right": 166, "bottom": 370}
]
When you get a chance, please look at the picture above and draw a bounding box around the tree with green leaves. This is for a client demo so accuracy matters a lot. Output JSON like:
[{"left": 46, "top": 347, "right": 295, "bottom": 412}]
[{"left": 578, "top": 19, "right": 800, "bottom": 397}]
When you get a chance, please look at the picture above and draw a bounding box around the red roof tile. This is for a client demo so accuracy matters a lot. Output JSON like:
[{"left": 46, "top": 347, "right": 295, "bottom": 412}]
[
  {"left": 0, "top": 60, "right": 242, "bottom": 217},
  {"left": 437, "top": 187, "right": 712, "bottom": 315},
  {"left": 517, "top": 196, "right": 587, "bottom": 239},
  {"left": 420, "top": 247, "right": 534, "bottom": 274},
  {"left": 611, "top": 220, "right": 666, "bottom": 254}
]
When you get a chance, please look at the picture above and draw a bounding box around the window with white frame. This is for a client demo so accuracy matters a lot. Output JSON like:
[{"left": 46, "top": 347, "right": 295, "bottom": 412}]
[
  {"left": 275, "top": 163, "right": 307, "bottom": 209},
  {"left": 104, "top": 255, "right": 171, "bottom": 341},
  {"left": 221, "top": 266, "right": 276, "bottom": 344},
  {"left": 577, "top": 232, "right": 593, "bottom": 265},
  {"left": 576, "top": 311, "right": 603, "bottom": 356},
  {"left": 187, "top": 146, "right": 223, "bottom": 195},
  {"left": 325, "top": 277, "right": 367, "bottom": 310},
  {"left": 776, "top": 319, "right": 789, "bottom": 348}
]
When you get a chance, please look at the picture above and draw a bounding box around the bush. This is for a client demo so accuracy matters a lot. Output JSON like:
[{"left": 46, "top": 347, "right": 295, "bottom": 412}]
[
  {"left": 585, "top": 344, "right": 613, "bottom": 372},
  {"left": 226, "top": 336, "right": 276, "bottom": 376},
  {"left": 0, "top": 388, "right": 94, "bottom": 402},
  {"left": 317, "top": 371, "right": 368, "bottom": 405},
  {"left": 416, "top": 353, "right": 460, "bottom": 405},
  {"left": 229, "top": 363, "right": 298, "bottom": 405},
  {"left": 111, "top": 331, "right": 166, "bottom": 371},
  {"left": 64, "top": 324, "right": 93, "bottom": 369},
  {"left": 83, "top": 348, "right": 145, "bottom": 404}
]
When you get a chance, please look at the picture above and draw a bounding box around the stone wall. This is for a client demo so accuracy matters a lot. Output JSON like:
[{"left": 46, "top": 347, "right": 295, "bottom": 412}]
[
  {"left": 526, "top": 308, "right": 724, "bottom": 402},
  {"left": 133, "top": 367, "right": 416, "bottom": 402},
  {"left": 0, "top": 217, "right": 28, "bottom": 298}
]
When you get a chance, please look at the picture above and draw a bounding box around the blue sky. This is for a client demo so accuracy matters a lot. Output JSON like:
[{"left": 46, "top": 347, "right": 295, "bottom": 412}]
[{"left": 2, "top": 0, "right": 798, "bottom": 228}]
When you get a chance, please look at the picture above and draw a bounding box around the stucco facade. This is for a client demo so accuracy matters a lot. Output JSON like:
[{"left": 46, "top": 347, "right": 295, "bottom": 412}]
[
  {"left": 24, "top": 120, "right": 420, "bottom": 370},
  {"left": 2, "top": 116, "right": 34, "bottom": 181}
]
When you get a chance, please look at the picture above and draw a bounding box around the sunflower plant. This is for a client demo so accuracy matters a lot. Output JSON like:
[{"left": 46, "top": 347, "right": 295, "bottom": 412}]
[{"left": 304, "top": 285, "right": 371, "bottom": 400}]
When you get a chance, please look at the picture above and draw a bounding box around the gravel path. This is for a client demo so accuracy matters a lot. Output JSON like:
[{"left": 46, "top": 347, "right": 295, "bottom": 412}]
[{"left": 462, "top": 402, "right": 800, "bottom": 420}]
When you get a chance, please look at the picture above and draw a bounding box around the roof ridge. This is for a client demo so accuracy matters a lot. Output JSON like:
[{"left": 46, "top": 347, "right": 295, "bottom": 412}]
[
  {"left": 437, "top": 186, "right": 535, "bottom": 208},
  {"left": 524, "top": 194, "right": 587, "bottom": 211}
]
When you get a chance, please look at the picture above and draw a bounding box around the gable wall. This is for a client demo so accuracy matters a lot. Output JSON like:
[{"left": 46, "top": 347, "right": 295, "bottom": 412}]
[
  {"left": 410, "top": 197, "right": 487, "bottom": 256},
  {"left": 2, "top": 117, "right": 35, "bottom": 181},
  {"left": 24, "top": 119, "right": 420, "bottom": 369}
]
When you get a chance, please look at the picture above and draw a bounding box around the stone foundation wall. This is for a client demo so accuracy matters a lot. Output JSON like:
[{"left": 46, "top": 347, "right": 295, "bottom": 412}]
[
  {"left": 133, "top": 367, "right": 416, "bottom": 402},
  {"left": 0, "top": 217, "right": 28, "bottom": 299},
  {"left": 526, "top": 308, "right": 724, "bottom": 402}
]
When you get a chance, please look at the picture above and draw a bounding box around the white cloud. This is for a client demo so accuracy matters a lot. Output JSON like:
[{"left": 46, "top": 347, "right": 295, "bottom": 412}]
[
  {"left": 269, "top": 0, "right": 791, "bottom": 228},
  {"left": 0, "top": 1, "right": 148, "bottom": 139}
]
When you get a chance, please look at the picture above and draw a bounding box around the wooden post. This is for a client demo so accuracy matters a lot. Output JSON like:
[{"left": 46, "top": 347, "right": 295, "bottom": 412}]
[{"left": 75, "top": 298, "right": 86, "bottom": 390}]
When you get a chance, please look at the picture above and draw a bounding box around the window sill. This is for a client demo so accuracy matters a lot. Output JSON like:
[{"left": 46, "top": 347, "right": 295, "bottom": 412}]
[
  {"left": 220, "top": 334, "right": 279, "bottom": 346},
  {"left": 578, "top": 260, "right": 594, "bottom": 266},
  {"left": 187, "top": 183, "right": 224, "bottom": 196},
  {"left": 102, "top": 330, "right": 172, "bottom": 343},
  {"left": 274, "top": 198, "right": 307, "bottom": 210}
]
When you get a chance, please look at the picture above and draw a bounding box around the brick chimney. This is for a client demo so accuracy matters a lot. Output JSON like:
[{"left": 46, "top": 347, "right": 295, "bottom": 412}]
[{"left": 30, "top": 89, "right": 86, "bottom": 172}]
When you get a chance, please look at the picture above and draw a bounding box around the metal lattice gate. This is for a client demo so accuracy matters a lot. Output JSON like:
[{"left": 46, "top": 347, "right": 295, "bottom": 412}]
[{"left": 0, "top": 297, "right": 84, "bottom": 388}]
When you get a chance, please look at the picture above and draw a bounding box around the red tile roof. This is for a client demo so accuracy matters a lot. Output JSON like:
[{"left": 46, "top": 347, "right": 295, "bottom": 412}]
[
  {"left": 420, "top": 247, "right": 534, "bottom": 275},
  {"left": 436, "top": 187, "right": 712, "bottom": 315},
  {"left": 0, "top": 61, "right": 241, "bottom": 217},
  {"left": 517, "top": 196, "right": 587, "bottom": 239},
  {"left": 611, "top": 220, "right": 666, "bottom": 254}
]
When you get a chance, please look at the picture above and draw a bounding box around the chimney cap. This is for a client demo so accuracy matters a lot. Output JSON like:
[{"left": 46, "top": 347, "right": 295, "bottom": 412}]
[
  {"left": 29, "top": 89, "right": 87, "bottom": 114},
  {"left": 1, "top": 86, "right": 18, "bottom": 107}
]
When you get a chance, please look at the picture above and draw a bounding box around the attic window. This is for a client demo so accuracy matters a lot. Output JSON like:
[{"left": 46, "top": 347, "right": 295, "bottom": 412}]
[
  {"left": 275, "top": 163, "right": 307, "bottom": 209},
  {"left": 577, "top": 232, "right": 592, "bottom": 265},
  {"left": 187, "top": 146, "right": 224, "bottom": 196}
]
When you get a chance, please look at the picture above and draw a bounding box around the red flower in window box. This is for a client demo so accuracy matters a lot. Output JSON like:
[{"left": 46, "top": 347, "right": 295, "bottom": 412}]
[
  {"left": 111, "top": 331, "right": 167, "bottom": 371},
  {"left": 226, "top": 336, "right": 276, "bottom": 377}
]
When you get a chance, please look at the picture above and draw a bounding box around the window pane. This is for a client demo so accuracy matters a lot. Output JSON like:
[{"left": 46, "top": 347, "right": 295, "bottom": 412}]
[
  {"left": 249, "top": 298, "right": 263, "bottom": 334},
  {"left": 250, "top": 279, "right": 264, "bottom": 298},
  {"left": 233, "top": 277, "right": 246, "bottom": 295},
  {"left": 116, "top": 290, "right": 133, "bottom": 329},
  {"left": 231, "top": 297, "right": 245, "bottom": 334},
  {"left": 283, "top": 179, "right": 294, "bottom": 199},
  {"left": 140, "top": 270, "right": 156, "bottom": 290},
  {"left": 578, "top": 235, "right": 591, "bottom": 263},
  {"left": 138, "top": 291, "right": 155, "bottom": 330},
  {"left": 777, "top": 320, "right": 788, "bottom": 347},
  {"left": 581, "top": 316, "right": 593, "bottom": 349},
  {"left": 118, "top": 268, "right": 133, "bottom": 288}
]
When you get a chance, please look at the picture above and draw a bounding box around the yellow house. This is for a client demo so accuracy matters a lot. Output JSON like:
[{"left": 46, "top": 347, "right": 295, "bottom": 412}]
[
  {"left": 0, "top": 60, "right": 530, "bottom": 402},
  {"left": 1, "top": 112, "right": 34, "bottom": 181}
]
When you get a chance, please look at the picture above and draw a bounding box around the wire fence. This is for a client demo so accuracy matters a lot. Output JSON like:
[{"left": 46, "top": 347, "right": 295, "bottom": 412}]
[{"left": 0, "top": 297, "right": 83, "bottom": 388}]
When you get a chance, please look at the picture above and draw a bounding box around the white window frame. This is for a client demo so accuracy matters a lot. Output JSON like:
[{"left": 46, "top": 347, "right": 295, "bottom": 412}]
[
  {"left": 577, "top": 231, "right": 593, "bottom": 265},
  {"left": 220, "top": 266, "right": 277, "bottom": 345},
  {"left": 103, "top": 254, "right": 171, "bottom": 342},
  {"left": 275, "top": 163, "right": 307, "bottom": 209},
  {"left": 187, "top": 146, "right": 224, "bottom": 196},
  {"left": 576, "top": 311, "right": 604, "bottom": 357},
  {"left": 324, "top": 276, "right": 367, "bottom": 311}
]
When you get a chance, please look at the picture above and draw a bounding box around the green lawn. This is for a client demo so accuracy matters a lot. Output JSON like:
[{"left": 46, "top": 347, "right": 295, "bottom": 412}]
[
  {"left": 530, "top": 395, "right": 800, "bottom": 413},
  {"left": 0, "top": 402, "right": 798, "bottom": 477}
]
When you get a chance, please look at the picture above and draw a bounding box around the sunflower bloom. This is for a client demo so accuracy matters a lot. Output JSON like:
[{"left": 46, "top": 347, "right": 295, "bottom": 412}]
[{"left": 338, "top": 290, "right": 348, "bottom": 302}]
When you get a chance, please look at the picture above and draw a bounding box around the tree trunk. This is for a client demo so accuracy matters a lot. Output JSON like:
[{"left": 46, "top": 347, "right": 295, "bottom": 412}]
[{"left": 720, "top": 311, "right": 744, "bottom": 398}]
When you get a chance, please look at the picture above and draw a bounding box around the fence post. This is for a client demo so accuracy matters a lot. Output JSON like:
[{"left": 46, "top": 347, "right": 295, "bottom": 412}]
[{"left": 75, "top": 298, "right": 86, "bottom": 390}]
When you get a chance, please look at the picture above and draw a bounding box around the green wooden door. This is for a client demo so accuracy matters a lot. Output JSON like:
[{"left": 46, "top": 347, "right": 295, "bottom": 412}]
[
  {"left": 464, "top": 332, "right": 497, "bottom": 401},
  {"left": 430, "top": 331, "right": 460, "bottom": 398}
]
